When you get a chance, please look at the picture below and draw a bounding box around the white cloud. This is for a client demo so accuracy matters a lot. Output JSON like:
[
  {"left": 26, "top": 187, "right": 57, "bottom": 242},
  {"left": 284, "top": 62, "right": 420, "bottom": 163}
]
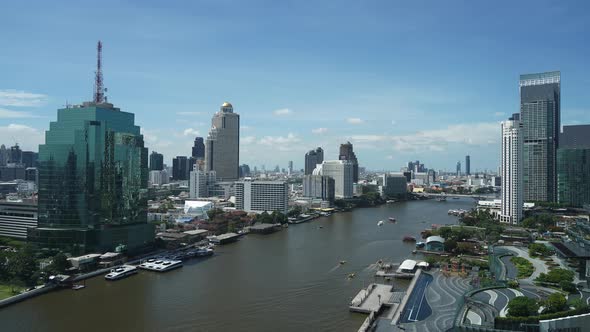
[
  {"left": 176, "top": 111, "right": 202, "bottom": 116},
  {"left": 0, "top": 89, "right": 48, "bottom": 107},
  {"left": 258, "top": 133, "right": 302, "bottom": 151},
  {"left": 0, "top": 124, "right": 44, "bottom": 151},
  {"left": 347, "top": 117, "right": 363, "bottom": 125},
  {"left": 273, "top": 108, "right": 292, "bottom": 116},
  {"left": 240, "top": 125, "right": 252, "bottom": 131},
  {"left": 0, "top": 107, "right": 39, "bottom": 118},
  {"left": 242, "top": 136, "right": 256, "bottom": 144},
  {"left": 349, "top": 122, "right": 499, "bottom": 153},
  {"left": 493, "top": 112, "right": 506, "bottom": 117},
  {"left": 183, "top": 128, "right": 200, "bottom": 136},
  {"left": 312, "top": 127, "right": 328, "bottom": 134}
]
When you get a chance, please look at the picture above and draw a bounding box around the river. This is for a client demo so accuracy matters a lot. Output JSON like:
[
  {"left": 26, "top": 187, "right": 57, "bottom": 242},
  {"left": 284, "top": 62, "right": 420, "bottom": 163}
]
[{"left": 0, "top": 198, "right": 476, "bottom": 332}]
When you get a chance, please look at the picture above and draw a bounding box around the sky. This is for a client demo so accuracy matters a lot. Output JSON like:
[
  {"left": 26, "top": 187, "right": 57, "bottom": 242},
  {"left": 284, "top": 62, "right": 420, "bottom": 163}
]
[{"left": 1, "top": 0, "right": 590, "bottom": 172}]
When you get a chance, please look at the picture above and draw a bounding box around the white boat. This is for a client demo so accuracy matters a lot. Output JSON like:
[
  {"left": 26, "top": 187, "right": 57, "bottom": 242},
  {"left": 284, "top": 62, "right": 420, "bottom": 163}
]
[
  {"left": 139, "top": 259, "right": 183, "bottom": 272},
  {"left": 105, "top": 265, "right": 139, "bottom": 280},
  {"left": 377, "top": 220, "right": 384, "bottom": 226}
]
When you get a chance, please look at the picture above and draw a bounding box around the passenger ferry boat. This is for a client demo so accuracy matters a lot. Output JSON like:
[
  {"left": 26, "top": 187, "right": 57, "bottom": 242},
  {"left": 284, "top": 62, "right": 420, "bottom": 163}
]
[
  {"left": 388, "top": 217, "right": 396, "bottom": 222},
  {"left": 105, "top": 265, "right": 139, "bottom": 280},
  {"left": 139, "top": 259, "right": 183, "bottom": 272}
]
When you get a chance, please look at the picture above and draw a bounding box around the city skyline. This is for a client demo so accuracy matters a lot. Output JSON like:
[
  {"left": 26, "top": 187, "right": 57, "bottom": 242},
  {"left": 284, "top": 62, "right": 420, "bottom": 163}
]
[{"left": 1, "top": 1, "right": 590, "bottom": 170}]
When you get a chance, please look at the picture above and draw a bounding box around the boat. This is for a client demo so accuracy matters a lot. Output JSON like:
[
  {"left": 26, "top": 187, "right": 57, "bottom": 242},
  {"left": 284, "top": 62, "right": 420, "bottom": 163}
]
[
  {"left": 105, "top": 265, "right": 138, "bottom": 281},
  {"left": 403, "top": 235, "right": 417, "bottom": 242},
  {"left": 437, "top": 197, "right": 447, "bottom": 202},
  {"left": 388, "top": 217, "right": 396, "bottom": 222},
  {"left": 319, "top": 226, "right": 323, "bottom": 229},
  {"left": 139, "top": 259, "right": 183, "bottom": 272},
  {"left": 195, "top": 247, "right": 214, "bottom": 257},
  {"left": 386, "top": 200, "right": 396, "bottom": 204},
  {"left": 347, "top": 273, "right": 355, "bottom": 279},
  {"left": 377, "top": 220, "right": 384, "bottom": 226},
  {"left": 452, "top": 197, "right": 460, "bottom": 200},
  {"left": 412, "top": 250, "right": 417, "bottom": 254},
  {"left": 416, "top": 242, "right": 425, "bottom": 248},
  {"left": 339, "top": 260, "right": 347, "bottom": 265},
  {"left": 72, "top": 284, "right": 85, "bottom": 290}
]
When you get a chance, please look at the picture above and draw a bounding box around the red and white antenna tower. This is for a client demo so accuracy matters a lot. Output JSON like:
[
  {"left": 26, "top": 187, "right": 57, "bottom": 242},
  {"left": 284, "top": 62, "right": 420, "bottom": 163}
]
[{"left": 93, "top": 40, "right": 104, "bottom": 103}]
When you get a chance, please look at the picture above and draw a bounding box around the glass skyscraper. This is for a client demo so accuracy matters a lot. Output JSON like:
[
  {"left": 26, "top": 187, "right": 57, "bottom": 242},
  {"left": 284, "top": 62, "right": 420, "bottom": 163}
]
[
  {"left": 520, "top": 71, "right": 560, "bottom": 202},
  {"left": 28, "top": 101, "right": 154, "bottom": 254},
  {"left": 557, "top": 125, "right": 590, "bottom": 207}
]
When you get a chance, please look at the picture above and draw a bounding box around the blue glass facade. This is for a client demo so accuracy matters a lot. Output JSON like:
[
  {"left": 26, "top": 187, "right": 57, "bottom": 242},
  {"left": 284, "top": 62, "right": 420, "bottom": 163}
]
[{"left": 28, "top": 102, "right": 154, "bottom": 254}]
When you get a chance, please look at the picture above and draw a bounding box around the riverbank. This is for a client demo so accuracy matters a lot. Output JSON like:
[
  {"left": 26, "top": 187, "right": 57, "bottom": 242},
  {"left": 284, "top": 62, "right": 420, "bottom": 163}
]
[{"left": 0, "top": 199, "right": 475, "bottom": 331}]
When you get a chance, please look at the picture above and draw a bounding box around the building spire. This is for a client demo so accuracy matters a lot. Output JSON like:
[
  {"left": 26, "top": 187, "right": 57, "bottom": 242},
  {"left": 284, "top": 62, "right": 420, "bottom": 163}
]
[{"left": 93, "top": 40, "right": 104, "bottom": 103}]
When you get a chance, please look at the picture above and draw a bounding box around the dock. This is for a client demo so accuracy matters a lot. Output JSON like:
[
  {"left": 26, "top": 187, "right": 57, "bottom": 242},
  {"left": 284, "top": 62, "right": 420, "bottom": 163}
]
[
  {"left": 349, "top": 283, "right": 404, "bottom": 314},
  {"left": 249, "top": 223, "right": 281, "bottom": 234},
  {"left": 210, "top": 232, "right": 241, "bottom": 245}
]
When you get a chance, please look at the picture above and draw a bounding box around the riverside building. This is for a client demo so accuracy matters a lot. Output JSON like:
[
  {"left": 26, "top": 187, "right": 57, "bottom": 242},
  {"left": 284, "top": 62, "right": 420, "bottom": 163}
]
[{"left": 235, "top": 179, "right": 288, "bottom": 214}]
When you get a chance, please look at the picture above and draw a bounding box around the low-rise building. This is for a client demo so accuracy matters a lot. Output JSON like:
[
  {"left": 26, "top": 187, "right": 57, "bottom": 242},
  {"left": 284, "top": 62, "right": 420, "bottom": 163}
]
[{"left": 0, "top": 200, "right": 37, "bottom": 239}]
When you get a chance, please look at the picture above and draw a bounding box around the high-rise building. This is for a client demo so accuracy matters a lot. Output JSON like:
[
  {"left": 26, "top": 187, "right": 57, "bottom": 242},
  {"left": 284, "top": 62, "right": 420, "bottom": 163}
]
[
  {"left": 520, "top": 71, "right": 560, "bottom": 202},
  {"left": 189, "top": 169, "right": 216, "bottom": 199},
  {"left": 339, "top": 141, "right": 359, "bottom": 182},
  {"left": 379, "top": 174, "right": 407, "bottom": 198},
  {"left": 557, "top": 125, "right": 590, "bottom": 207},
  {"left": 192, "top": 137, "right": 205, "bottom": 160},
  {"left": 28, "top": 42, "right": 153, "bottom": 254},
  {"left": 288, "top": 161, "right": 293, "bottom": 175},
  {"left": 456, "top": 161, "right": 461, "bottom": 176},
  {"left": 149, "top": 151, "right": 164, "bottom": 171},
  {"left": 205, "top": 102, "right": 240, "bottom": 181},
  {"left": 0, "top": 145, "right": 7, "bottom": 166},
  {"left": 21, "top": 151, "right": 37, "bottom": 168},
  {"left": 465, "top": 155, "right": 471, "bottom": 176},
  {"left": 9, "top": 144, "right": 22, "bottom": 164},
  {"left": 172, "top": 156, "right": 189, "bottom": 180},
  {"left": 149, "top": 170, "right": 169, "bottom": 186},
  {"left": 500, "top": 120, "right": 523, "bottom": 225},
  {"left": 235, "top": 179, "right": 288, "bottom": 214},
  {"left": 239, "top": 164, "right": 251, "bottom": 178},
  {"left": 314, "top": 160, "right": 353, "bottom": 198},
  {"left": 304, "top": 147, "right": 324, "bottom": 175},
  {"left": 303, "top": 174, "right": 335, "bottom": 202}
]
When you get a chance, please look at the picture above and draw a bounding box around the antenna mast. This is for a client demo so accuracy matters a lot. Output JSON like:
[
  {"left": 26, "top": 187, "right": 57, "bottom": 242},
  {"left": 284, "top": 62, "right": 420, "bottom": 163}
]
[{"left": 93, "top": 40, "right": 104, "bottom": 103}]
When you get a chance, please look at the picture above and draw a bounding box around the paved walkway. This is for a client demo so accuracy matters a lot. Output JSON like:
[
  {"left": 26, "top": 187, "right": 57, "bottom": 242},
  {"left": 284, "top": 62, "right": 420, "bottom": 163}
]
[{"left": 497, "top": 246, "right": 548, "bottom": 284}]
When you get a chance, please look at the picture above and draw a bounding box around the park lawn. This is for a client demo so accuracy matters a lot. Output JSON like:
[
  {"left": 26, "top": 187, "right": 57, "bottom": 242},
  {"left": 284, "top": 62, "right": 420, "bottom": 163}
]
[
  {"left": 511, "top": 256, "right": 535, "bottom": 279},
  {"left": 0, "top": 284, "right": 23, "bottom": 301}
]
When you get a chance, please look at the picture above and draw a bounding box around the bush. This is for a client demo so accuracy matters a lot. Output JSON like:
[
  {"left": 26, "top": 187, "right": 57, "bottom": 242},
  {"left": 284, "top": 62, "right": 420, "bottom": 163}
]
[
  {"left": 536, "top": 268, "right": 575, "bottom": 284},
  {"left": 543, "top": 293, "right": 568, "bottom": 314},
  {"left": 510, "top": 257, "right": 534, "bottom": 278},
  {"left": 507, "top": 296, "right": 539, "bottom": 317},
  {"left": 560, "top": 281, "right": 577, "bottom": 293}
]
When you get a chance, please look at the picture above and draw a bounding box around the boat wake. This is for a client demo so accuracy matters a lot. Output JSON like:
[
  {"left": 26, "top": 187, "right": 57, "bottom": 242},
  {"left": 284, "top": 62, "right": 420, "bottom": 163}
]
[{"left": 328, "top": 264, "right": 342, "bottom": 273}]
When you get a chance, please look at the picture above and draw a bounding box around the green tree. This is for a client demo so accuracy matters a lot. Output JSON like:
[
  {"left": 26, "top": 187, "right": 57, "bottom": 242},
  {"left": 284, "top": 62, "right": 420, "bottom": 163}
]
[
  {"left": 560, "top": 280, "right": 577, "bottom": 293},
  {"left": 507, "top": 296, "right": 540, "bottom": 317},
  {"left": 543, "top": 293, "right": 567, "bottom": 314},
  {"left": 8, "top": 245, "right": 39, "bottom": 287},
  {"left": 288, "top": 206, "right": 302, "bottom": 218},
  {"left": 48, "top": 253, "right": 70, "bottom": 274}
]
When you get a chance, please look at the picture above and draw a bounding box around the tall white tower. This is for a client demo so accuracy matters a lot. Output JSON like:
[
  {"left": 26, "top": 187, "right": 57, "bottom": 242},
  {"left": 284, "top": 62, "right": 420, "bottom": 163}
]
[
  {"left": 205, "top": 102, "right": 240, "bottom": 181},
  {"left": 500, "top": 120, "right": 523, "bottom": 224}
]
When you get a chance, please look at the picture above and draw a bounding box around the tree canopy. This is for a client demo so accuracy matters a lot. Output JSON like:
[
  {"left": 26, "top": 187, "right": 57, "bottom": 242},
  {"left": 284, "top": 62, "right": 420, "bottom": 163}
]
[{"left": 507, "top": 296, "right": 540, "bottom": 317}]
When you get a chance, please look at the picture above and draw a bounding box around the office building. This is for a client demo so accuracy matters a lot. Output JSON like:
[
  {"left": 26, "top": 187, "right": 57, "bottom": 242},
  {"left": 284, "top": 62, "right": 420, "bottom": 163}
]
[
  {"left": 149, "top": 151, "right": 164, "bottom": 171},
  {"left": 379, "top": 174, "right": 407, "bottom": 197},
  {"left": 314, "top": 160, "right": 353, "bottom": 199},
  {"left": 172, "top": 156, "right": 189, "bottom": 180},
  {"left": 0, "top": 200, "right": 38, "bottom": 239},
  {"left": 27, "top": 41, "right": 154, "bottom": 254},
  {"left": 339, "top": 142, "right": 359, "bottom": 182},
  {"left": 456, "top": 161, "right": 461, "bottom": 176},
  {"left": 0, "top": 165, "right": 26, "bottom": 181},
  {"left": 9, "top": 144, "right": 22, "bottom": 164},
  {"left": 235, "top": 179, "right": 288, "bottom": 214},
  {"left": 465, "top": 155, "right": 471, "bottom": 176},
  {"left": 520, "top": 71, "right": 560, "bottom": 202},
  {"left": 192, "top": 137, "right": 205, "bottom": 160},
  {"left": 189, "top": 169, "right": 216, "bottom": 199},
  {"left": 288, "top": 161, "right": 293, "bottom": 175},
  {"left": 303, "top": 174, "right": 335, "bottom": 202},
  {"left": 239, "top": 164, "right": 251, "bottom": 178},
  {"left": 557, "top": 125, "right": 590, "bottom": 207},
  {"left": 149, "top": 170, "right": 169, "bottom": 186},
  {"left": 304, "top": 147, "right": 324, "bottom": 175},
  {"left": 205, "top": 102, "right": 240, "bottom": 181},
  {"left": 0, "top": 145, "right": 7, "bottom": 166},
  {"left": 500, "top": 120, "right": 524, "bottom": 225}
]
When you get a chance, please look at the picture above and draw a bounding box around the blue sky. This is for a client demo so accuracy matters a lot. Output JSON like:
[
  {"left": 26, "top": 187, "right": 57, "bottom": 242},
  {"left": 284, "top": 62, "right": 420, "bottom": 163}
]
[{"left": 1, "top": 0, "right": 589, "bottom": 171}]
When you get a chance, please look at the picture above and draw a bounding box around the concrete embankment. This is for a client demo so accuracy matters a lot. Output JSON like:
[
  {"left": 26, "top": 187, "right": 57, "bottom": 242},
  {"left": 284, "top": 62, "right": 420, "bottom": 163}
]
[{"left": 0, "top": 285, "right": 57, "bottom": 309}]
